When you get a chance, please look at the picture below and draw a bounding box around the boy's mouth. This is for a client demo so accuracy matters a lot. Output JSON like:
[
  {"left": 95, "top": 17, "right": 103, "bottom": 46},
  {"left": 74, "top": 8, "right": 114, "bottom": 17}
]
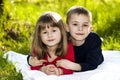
[{"left": 76, "top": 33, "right": 84, "bottom": 35}]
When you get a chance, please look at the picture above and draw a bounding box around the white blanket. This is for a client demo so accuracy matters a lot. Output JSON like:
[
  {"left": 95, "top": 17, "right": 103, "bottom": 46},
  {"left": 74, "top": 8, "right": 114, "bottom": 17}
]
[{"left": 3, "top": 50, "right": 120, "bottom": 80}]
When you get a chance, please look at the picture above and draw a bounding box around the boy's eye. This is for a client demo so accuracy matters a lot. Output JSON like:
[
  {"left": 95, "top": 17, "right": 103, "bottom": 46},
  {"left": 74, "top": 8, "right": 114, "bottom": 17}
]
[
  {"left": 73, "top": 23, "right": 77, "bottom": 26},
  {"left": 83, "top": 24, "right": 88, "bottom": 27}
]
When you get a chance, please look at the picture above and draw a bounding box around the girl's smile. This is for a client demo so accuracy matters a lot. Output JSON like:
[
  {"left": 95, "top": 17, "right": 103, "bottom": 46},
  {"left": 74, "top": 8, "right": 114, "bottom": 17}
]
[
  {"left": 47, "top": 39, "right": 55, "bottom": 42},
  {"left": 41, "top": 26, "right": 61, "bottom": 47}
]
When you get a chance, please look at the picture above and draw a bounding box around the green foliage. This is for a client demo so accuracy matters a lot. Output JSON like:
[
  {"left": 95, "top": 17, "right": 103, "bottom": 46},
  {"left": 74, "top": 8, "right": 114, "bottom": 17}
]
[
  {"left": 0, "top": 0, "right": 120, "bottom": 79},
  {"left": 0, "top": 52, "right": 22, "bottom": 80},
  {"left": 102, "top": 36, "right": 120, "bottom": 50}
]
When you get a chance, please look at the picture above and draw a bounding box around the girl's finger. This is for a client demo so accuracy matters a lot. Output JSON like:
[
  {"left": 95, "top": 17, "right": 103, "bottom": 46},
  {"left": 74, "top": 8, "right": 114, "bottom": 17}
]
[
  {"left": 56, "top": 61, "right": 61, "bottom": 67},
  {"left": 54, "top": 67, "right": 60, "bottom": 76}
]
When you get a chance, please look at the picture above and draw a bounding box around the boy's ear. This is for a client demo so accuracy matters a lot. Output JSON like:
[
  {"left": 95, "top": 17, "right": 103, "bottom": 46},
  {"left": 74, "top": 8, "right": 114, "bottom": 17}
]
[
  {"left": 90, "top": 25, "right": 93, "bottom": 31},
  {"left": 65, "top": 24, "right": 69, "bottom": 32}
]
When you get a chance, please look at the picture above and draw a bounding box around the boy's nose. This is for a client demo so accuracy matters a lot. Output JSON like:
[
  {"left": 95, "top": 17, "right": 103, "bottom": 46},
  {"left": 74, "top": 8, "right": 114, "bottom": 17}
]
[{"left": 78, "top": 26, "right": 83, "bottom": 31}]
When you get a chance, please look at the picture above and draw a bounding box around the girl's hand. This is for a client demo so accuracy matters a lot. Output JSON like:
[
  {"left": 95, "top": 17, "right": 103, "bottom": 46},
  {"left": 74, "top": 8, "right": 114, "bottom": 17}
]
[
  {"left": 29, "top": 56, "right": 46, "bottom": 66},
  {"left": 41, "top": 65, "right": 61, "bottom": 76}
]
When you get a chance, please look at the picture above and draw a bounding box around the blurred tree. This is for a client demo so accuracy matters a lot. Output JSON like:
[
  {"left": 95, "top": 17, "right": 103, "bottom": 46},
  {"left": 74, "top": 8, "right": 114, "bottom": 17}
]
[
  {"left": 100, "top": 0, "right": 107, "bottom": 4},
  {"left": 0, "top": 0, "right": 3, "bottom": 15},
  {"left": 84, "top": 0, "right": 87, "bottom": 7}
]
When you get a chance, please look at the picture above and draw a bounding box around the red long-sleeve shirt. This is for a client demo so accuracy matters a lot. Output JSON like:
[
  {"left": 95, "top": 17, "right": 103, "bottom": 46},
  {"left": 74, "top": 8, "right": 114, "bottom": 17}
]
[{"left": 30, "top": 41, "right": 75, "bottom": 75}]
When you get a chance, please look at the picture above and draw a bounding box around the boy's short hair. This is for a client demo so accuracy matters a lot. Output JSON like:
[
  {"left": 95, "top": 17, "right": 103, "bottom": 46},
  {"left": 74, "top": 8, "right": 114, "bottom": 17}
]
[{"left": 66, "top": 6, "right": 92, "bottom": 24}]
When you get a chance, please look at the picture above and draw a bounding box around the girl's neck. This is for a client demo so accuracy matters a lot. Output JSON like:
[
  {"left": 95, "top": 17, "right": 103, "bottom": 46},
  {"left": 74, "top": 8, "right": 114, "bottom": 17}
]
[
  {"left": 47, "top": 45, "right": 57, "bottom": 57},
  {"left": 72, "top": 39, "right": 85, "bottom": 46},
  {"left": 47, "top": 46, "right": 57, "bottom": 62}
]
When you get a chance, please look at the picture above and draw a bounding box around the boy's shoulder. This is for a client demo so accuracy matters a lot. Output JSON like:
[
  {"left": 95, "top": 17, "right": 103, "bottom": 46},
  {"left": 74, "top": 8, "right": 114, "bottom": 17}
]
[
  {"left": 86, "top": 32, "right": 102, "bottom": 43},
  {"left": 88, "top": 32, "right": 100, "bottom": 39},
  {"left": 85, "top": 32, "right": 102, "bottom": 48}
]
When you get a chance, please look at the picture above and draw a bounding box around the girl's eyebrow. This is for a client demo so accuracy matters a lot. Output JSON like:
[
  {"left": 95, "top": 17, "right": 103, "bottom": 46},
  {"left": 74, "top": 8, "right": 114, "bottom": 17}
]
[
  {"left": 46, "top": 24, "right": 50, "bottom": 29},
  {"left": 47, "top": 26, "right": 49, "bottom": 28}
]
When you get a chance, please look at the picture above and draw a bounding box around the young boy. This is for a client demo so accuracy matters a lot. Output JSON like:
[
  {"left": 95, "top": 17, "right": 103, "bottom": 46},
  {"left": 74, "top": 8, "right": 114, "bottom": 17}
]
[{"left": 56, "top": 6, "right": 104, "bottom": 72}]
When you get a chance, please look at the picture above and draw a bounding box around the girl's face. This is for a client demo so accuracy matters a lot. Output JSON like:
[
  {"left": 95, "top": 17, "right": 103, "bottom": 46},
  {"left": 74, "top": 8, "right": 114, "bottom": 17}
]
[
  {"left": 40, "top": 26, "right": 61, "bottom": 48},
  {"left": 67, "top": 13, "right": 92, "bottom": 41}
]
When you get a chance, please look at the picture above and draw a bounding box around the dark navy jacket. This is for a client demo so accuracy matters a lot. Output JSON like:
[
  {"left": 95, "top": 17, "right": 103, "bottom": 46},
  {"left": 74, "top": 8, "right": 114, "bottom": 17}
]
[{"left": 74, "top": 32, "right": 104, "bottom": 71}]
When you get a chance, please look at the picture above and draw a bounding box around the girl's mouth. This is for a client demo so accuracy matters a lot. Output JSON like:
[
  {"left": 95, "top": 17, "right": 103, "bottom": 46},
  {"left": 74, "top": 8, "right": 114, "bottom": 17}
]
[{"left": 48, "top": 39, "right": 54, "bottom": 42}]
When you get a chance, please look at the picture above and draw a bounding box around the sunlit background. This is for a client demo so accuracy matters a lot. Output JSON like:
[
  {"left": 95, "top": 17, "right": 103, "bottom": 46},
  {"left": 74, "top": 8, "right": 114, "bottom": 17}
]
[{"left": 0, "top": 0, "right": 120, "bottom": 79}]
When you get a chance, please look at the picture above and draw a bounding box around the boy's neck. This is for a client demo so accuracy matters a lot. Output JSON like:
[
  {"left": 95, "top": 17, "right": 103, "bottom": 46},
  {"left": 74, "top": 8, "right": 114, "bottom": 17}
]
[{"left": 72, "top": 39, "right": 85, "bottom": 46}]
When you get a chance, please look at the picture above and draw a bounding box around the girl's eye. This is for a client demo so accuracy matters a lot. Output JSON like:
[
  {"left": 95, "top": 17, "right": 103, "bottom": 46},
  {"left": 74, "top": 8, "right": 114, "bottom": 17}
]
[
  {"left": 43, "top": 31, "right": 47, "bottom": 34},
  {"left": 53, "top": 29, "right": 56, "bottom": 32}
]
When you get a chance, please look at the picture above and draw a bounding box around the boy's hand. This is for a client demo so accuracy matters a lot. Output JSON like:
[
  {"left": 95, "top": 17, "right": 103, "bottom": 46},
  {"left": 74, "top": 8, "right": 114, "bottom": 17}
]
[
  {"left": 29, "top": 56, "right": 46, "bottom": 66},
  {"left": 56, "top": 59, "right": 81, "bottom": 71},
  {"left": 56, "top": 59, "right": 73, "bottom": 70}
]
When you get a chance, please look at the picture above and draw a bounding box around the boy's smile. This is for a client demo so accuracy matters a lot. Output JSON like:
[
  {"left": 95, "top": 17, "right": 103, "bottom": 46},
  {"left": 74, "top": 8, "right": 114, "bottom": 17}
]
[
  {"left": 76, "top": 32, "right": 84, "bottom": 35},
  {"left": 67, "top": 13, "right": 92, "bottom": 41}
]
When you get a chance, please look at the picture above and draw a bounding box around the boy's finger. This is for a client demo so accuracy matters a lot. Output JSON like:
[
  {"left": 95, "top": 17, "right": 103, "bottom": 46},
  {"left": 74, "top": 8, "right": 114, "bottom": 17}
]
[{"left": 40, "top": 59, "right": 47, "bottom": 62}]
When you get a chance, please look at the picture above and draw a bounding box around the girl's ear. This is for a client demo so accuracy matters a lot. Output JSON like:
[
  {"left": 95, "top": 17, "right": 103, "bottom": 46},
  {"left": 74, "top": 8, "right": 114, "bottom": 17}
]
[{"left": 65, "top": 24, "right": 69, "bottom": 32}]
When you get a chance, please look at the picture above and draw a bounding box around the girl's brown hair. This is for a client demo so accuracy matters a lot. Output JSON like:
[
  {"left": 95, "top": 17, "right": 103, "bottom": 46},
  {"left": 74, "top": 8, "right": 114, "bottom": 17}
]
[{"left": 31, "top": 12, "right": 67, "bottom": 59}]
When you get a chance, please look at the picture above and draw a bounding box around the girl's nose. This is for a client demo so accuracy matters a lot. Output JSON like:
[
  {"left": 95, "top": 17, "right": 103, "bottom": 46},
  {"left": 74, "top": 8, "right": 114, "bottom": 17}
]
[{"left": 48, "top": 32, "right": 52, "bottom": 38}]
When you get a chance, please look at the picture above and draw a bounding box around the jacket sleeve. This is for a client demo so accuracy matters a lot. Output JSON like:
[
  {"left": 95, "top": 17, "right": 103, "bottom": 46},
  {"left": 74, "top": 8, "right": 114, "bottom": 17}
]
[{"left": 28, "top": 50, "right": 42, "bottom": 70}]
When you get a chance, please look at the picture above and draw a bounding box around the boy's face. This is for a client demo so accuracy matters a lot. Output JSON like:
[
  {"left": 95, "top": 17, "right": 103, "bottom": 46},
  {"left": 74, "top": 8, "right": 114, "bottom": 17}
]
[{"left": 67, "top": 13, "right": 92, "bottom": 41}]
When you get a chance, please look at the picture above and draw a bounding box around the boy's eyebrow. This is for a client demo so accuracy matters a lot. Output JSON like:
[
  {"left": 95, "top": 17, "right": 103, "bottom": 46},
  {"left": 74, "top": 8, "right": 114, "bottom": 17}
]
[
  {"left": 71, "top": 21, "right": 79, "bottom": 22},
  {"left": 83, "top": 22, "right": 89, "bottom": 23},
  {"left": 72, "top": 21, "right": 89, "bottom": 23}
]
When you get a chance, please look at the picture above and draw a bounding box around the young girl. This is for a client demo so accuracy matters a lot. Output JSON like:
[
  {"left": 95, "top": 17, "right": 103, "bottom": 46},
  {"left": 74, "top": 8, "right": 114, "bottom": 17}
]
[
  {"left": 56, "top": 6, "right": 104, "bottom": 72},
  {"left": 28, "top": 12, "right": 74, "bottom": 76}
]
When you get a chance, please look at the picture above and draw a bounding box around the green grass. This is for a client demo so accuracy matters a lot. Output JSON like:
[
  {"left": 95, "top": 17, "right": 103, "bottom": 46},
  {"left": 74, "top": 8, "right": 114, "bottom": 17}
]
[{"left": 0, "top": 0, "right": 120, "bottom": 79}]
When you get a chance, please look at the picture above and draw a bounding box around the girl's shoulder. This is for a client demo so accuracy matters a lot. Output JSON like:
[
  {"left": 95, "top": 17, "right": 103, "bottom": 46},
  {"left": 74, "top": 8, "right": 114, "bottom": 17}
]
[{"left": 68, "top": 40, "right": 73, "bottom": 45}]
